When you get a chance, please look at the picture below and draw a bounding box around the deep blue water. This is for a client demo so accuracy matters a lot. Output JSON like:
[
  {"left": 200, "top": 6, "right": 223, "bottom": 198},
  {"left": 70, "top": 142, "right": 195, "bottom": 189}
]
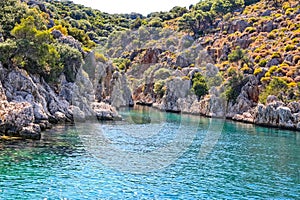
[{"left": 0, "top": 106, "right": 299, "bottom": 199}]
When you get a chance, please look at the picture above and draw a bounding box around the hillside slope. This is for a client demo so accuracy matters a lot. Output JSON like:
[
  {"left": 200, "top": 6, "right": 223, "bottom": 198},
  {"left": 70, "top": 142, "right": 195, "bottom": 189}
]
[{"left": 0, "top": 0, "right": 299, "bottom": 139}]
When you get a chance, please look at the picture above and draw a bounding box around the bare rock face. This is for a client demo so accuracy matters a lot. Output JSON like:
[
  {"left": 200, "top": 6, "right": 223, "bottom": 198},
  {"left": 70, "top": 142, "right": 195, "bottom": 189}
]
[
  {"left": 288, "top": 101, "right": 300, "bottom": 113},
  {"left": 266, "top": 58, "right": 281, "bottom": 68},
  {"left": 141, "top": 48, "right": 162, "bottom": 64},
  {"left": 176, "top": 55, "right": 190, "bottom": 68},
  {"left": 133, "top": 84, "right": 155, "bottom": 106},
  {"left": 111, "top": 71, "right": 134, "bottom": 108},
  {"left": 19, "top": 123, "right": 41, "bottom": 140},
  {"left": 228, "top": 20, "right": 249, "bottom": 33},
  {"left": 262, "top": 21, "right": 274, "bottom": 32},
  {"left": 266, "top": 95, "right": 278, "bottom": 104},
  {"left": 3, "top": 69, "right": 72, "bottom": 123},
  {"left": 227, "top": 76, "right": 259, "bottom": 120},
  {"left": 178, "top": 94, "right": 200, "bottom": 114},
  {"left": 254, "top": 99, "right": 299, "bottom": 129},
  {"left": 0, "top": 61, "right": 122, "bottom": 139},
  {"left": 156, "top": 78, "right": 190, "bottom": 112}
]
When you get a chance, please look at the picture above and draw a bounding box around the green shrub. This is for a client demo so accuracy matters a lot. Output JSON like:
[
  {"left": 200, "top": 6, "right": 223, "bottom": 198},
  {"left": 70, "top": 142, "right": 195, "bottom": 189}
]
[
  {"left": 267, "top": 32, "right": 276, "bottom": 39},
  {"left": 254, "top": 55, "right": 261, "bottom": 63},
  {"left": 191, "top": 72, "right": 208, "bottom": 99},
  {"left": 153, "top": 80, "right": 166, "bottom": 97},
  {"left": 245, "top": 27, "right": 256, "bottom": 33},
  {"left": 113, "top": 58, "right": 131, "bottom": 71},
  {"left": 225, "top": 73, "right": 247, "bottom": 103},
  {"left": 282, "top": 2, "right": 291, "bottom": 10},
  {"left": 268, "top": 65, "right": 278, "bottom": 74},
  {"left": 228, "top": 46, "right": 245, "bottom": 62},
  {"left": 259, "top": 77, "right": 288, "bottom": 104},
  {"left": 206, "top": 72, "right": 223, "bottom": 87},
  {"left": 259, "top": 59, "right": 267, "bottom": 67},
  {"left": 260, "top": 77, "right": 271, "bottom": 84},
  {"left": 254, "top": 67, "right": 263, "bottom": 75},
  {"left": 227, "top": 66, "right": 238, "bottom": 77},
  {"left": 154, "top": 68, "right": 172, "bottom": 80},
  {"left": 285, "top": 44, "right": 296, "bottom": 52},
  {"left": 181, "top": 76, "right": 190, "bottom": 80},
  {"left": 55, "top": 43, "right": 83, "bottom": 82},
  {"left": 271, "top": 52, "right": 281, "bottom": 59},
  {"left": 94, "top": 52, "right": 108, "bottom": 62},
  {"left": 0, "top": 39, "right": 17, "bottom": 66},
  {"left": 265, "top": 71, "right": 271, "bottom": 77}
]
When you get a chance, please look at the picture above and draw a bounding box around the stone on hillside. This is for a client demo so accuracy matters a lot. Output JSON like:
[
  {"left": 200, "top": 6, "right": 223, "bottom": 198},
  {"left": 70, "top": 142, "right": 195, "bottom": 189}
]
[
  {"left": 266, "top": 58, "right": 281, "bottom": 68},
  {"left": 159, "top": 78, "right": 190, "bottom": 112},
  {"left": 262, "top": 21, "right": 274, "bottom": 32},
  {"left": 176, "top": 55, "right": 189, "bottom": 68},
  {"left": 284, "top": 54, "right": 294, "bottom": 64},
  {"left": 111, "top": 71, "right": 134, "bottom": 108},
  {"left": 266, "top": 95, "right": 279, "bottom": 105},
  {"left": 228, "top": 20, "right": 249, "bottom": 33},
  {"left": 0, "top": 81, "right": 6, "bottom": 101},
  {"left": 205, "top": 63, "right": 218, "bottom": 77},
  {"left": 277, "top": 106, "right": 294, "bottom": 128},
  {"left": 92, "top": 102, "right": 121, "bottom": 120},
  {"left": 261, "top": 10, "right": 272, "bottom": 17},
  {"left": 51, "top": 29, "right": 63, "bottom": 39},
  {"left": 141, "top": 48, "right": 162, "bottom": 64},
  {"left": 0, "top": 101, "right": 41, "bottom": 139},
  {"left": 58, "top": 35, "right": 84, "bottom": 54}
]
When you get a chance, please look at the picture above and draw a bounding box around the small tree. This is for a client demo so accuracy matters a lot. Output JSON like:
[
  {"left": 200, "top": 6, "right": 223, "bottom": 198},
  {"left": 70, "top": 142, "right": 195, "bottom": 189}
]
[
  {"left": 11, "top": 16, "right": 59, "bottom": 74},
  {"left": 259, "top": 77, "right": 288, "bottom": 104},
  {"left": 228, "top": 46, "right": 246, "bottom": 62},
  {"left": 178, "top": 11, "right": 213, "bottom": 37},
  {"left": 192, "top": 72, "right": 208, "bottom": 99}
]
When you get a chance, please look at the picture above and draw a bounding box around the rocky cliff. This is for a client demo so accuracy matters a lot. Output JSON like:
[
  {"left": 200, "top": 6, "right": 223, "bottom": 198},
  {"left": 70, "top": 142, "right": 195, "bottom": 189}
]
[{"left": 0, "top": 61, "right": 121, "bottom": 139}]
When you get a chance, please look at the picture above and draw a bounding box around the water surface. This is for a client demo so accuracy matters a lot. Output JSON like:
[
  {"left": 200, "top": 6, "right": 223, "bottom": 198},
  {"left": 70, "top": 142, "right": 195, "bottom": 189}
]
[{"left": 0, "top": 107, "right": 299, "bottom": 199}]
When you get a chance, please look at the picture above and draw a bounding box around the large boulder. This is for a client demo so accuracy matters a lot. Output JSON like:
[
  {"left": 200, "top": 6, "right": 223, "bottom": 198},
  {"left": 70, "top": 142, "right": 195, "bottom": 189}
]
[
  {"left": 176, "top": 55, "right": 190, "bottom": 68},
  {"left": 0, "top": 101, "right": 40, "bottom": 139},
  {"left": 228, "top": 20, "right": 249, "bottom": 33},
  {"left": 141, "top": 48, "right": 162, "bottom": 64},
  {"left": 92, "top": 102, "right": 121, "bottom": 120}
]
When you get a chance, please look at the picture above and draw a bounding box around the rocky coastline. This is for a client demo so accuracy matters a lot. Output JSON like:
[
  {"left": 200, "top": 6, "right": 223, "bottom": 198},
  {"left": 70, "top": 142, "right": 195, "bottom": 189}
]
[
  {"left": 0, "top": 62, "right": 121, "bottom": 140},
  {"left": 0, "top": 0, "right": 299, "bottom": 140},
  {"left": 1, "top": 49, "right": 299, "bottom": 140}
]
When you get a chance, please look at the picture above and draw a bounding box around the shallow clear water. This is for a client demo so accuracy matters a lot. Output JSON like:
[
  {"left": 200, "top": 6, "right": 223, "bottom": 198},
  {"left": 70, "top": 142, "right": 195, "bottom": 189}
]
[{"left": 0, "top": 106, "right": 299, "bottom": 199}]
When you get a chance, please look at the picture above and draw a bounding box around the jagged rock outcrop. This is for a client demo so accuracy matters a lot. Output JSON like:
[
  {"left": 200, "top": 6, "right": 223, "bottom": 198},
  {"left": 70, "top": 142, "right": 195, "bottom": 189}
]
[
  {"left": 0, "top": 96, "right": 40, "bottom": 139},
  {"left": 110, "top": 71, "right": 134, "bottom": 108},
  {"left": 0, "top": 59, "right": 121, "bottom": 139},
  {"left": 227, "top": 75, "right": 259, "bottom": 121},
  {"left": 254, "top": 102, "right": 298, "bottom": 129},
  {"left": 228, "top": 20, "right": 250, "bottom": 33},
  {"left": 154, "top": 78, "right": 190, "bottom": 112},
  {"left": 89, "top": 57, "right": 134, "bottom": 108}
]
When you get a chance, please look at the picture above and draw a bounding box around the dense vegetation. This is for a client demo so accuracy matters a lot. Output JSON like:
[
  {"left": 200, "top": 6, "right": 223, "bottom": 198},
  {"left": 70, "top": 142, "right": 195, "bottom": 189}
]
[{"left": 0, "top": 0, "right": 299, "bottom": 104}]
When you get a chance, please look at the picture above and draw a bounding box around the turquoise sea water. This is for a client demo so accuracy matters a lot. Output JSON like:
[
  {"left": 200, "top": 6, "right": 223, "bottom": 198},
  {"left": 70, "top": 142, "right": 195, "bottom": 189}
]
[{"left": 0, "top": 106, "right": 299, "bottom": 199}]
